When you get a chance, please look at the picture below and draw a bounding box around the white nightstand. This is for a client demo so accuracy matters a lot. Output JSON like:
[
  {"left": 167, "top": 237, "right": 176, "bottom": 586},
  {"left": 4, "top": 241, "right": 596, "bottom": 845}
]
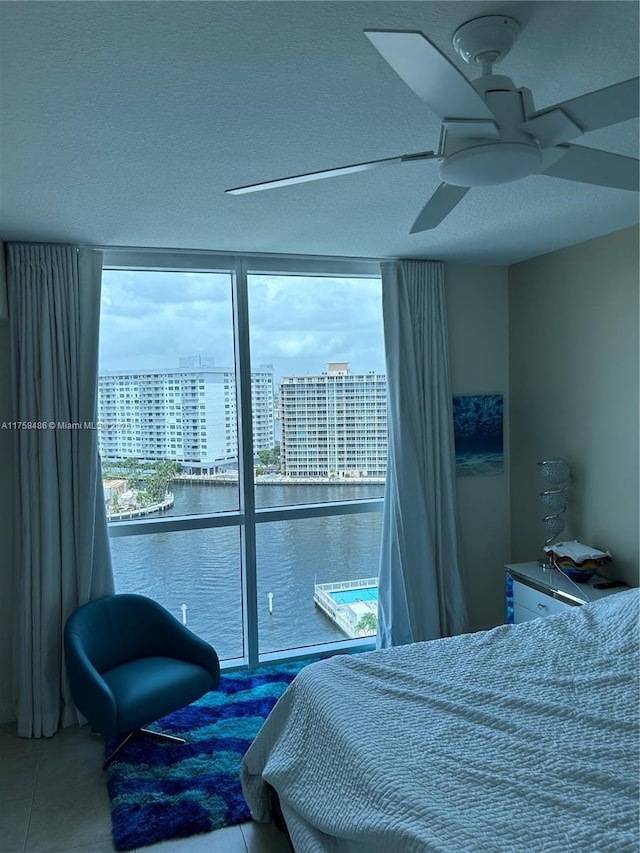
[{"left": 505, "top": 561, "right": 627, "bottom": 624}]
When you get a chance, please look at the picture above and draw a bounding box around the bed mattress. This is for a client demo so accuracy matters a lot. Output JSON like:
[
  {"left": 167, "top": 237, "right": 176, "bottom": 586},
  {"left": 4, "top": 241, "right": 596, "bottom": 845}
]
[{"left": 242, "top": 588, "right": 640, "bottom": 852}]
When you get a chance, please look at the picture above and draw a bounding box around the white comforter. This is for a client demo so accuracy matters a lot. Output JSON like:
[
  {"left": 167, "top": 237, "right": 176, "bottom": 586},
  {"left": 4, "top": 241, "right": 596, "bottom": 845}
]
[{"left": 241, "top": 589, "right": 639, "bottom": 853}]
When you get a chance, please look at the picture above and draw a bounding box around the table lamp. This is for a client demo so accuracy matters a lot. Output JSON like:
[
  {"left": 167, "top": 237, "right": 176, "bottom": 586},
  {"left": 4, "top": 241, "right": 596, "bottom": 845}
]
[{"left": 538, "top": 458, "right": 570, "bottom": 568}]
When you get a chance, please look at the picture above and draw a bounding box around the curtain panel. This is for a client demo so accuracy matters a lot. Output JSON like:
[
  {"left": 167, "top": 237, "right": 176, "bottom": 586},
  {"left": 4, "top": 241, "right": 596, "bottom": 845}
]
[
  {"left": 7, "top": 243, "right": 114, "bottom": 737},
  {"left": 377, "top": 260, "right": 467, "bottom": 648}
]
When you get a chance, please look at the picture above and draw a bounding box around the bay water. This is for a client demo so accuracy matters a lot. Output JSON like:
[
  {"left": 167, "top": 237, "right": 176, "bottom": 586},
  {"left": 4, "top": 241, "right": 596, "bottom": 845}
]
[{"left": 109, "top": 482, "right": 384, "bottom": 660}]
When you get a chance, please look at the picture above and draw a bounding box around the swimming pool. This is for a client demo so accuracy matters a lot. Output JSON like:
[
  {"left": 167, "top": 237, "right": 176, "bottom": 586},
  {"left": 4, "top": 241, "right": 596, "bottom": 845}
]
[{"left": 329, "top": 586, "right": 378, "bottom": 605}]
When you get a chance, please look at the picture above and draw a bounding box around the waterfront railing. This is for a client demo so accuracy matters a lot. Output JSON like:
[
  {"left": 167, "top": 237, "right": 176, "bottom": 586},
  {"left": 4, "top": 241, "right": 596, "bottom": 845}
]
[
  {"left": 313, "top": 577, "right": 378, "bottom": 639},
  {"left": 107, "top": 492, "right": 174, "bottom": 521},
  {"left": 175, "top": 473, "right": 385, "bottom": 486}
]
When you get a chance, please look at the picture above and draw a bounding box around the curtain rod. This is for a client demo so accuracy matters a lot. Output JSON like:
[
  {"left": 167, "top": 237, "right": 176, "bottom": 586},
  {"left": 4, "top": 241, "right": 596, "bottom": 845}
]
[
  {"left": 91, "top": 244, "right": 393, "bottom": 265},
  {"left": 6, "top": 240, "right": 443, "bottom": 265},
  {"left": 92, "top": 245, "right": 442, "bottom": 265}
]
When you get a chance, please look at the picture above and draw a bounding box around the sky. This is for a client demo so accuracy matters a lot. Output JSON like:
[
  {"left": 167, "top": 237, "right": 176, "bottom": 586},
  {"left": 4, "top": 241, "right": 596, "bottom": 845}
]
[{"left": 99, "top": 269, "right": 386, "bottom": 383}]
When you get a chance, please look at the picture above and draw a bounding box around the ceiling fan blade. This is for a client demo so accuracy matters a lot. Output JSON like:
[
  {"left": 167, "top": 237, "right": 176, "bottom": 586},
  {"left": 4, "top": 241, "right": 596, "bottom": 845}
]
[
  {"left": 541, "top": 144, "right": 639, "bottom": 191},
  {"left": 522, "top": 77, "right": 640, "bottom": 147},
  {"left": 364, "top": 29, "right": 494, "bottom": 121},
  {"left": 410, "top": 184, "right": 470, "bottom": 233},
  {"left": 226, "top": 150, "right": 438, "bottom": 194}
]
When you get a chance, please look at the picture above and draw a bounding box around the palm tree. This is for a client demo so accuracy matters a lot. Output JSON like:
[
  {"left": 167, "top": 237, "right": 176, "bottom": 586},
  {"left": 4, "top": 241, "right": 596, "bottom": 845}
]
[{"left": 355, "top": 612, "right": 377, "bottom": 635}]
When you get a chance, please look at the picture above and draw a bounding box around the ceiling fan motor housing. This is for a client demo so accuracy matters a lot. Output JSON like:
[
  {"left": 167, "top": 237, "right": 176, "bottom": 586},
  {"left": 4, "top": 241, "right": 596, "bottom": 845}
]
[{"left": 440, "top": 83, "right": 542, "bottom": 186}]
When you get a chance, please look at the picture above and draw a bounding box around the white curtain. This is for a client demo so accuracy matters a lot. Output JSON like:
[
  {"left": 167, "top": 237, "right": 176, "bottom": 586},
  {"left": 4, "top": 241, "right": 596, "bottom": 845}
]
[
  {"left": 377, "top": 260, "right": 467, "bottom": 648},
  {"left": 7, "top": 243, "right": 114, "bottom": 737}
]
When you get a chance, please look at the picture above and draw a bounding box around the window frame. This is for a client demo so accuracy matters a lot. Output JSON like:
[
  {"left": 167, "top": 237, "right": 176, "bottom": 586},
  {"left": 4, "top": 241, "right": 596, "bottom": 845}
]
[{"left": 101, "top": 248, "right": 384, "bottom": 669}]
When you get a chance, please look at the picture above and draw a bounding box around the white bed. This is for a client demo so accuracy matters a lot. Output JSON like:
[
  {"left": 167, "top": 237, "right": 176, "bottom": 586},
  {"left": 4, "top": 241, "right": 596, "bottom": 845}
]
[{"left": 241, "top": 588, "right": 639, "bottom": 853}]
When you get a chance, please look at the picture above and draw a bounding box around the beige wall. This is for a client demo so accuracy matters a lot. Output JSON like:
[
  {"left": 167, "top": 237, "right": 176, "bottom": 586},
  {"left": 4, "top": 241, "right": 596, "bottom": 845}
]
[
  {"left": 446, "top": 263, "right": 510, "bottom": 631},
  {"left": 509, "top": 226, "right": 639, "bottom": 586}
]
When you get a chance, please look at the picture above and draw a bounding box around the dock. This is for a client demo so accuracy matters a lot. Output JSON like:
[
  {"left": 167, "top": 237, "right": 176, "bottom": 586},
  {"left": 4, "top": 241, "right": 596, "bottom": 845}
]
[{"left": 314, "top": 577, "right": 379, "bottom": 638}]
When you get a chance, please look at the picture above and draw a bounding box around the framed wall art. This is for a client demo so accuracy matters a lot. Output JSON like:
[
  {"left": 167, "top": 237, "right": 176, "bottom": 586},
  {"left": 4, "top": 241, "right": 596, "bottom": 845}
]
[{"left": 453, "top": 394, "right": 504, "bottom": 476}]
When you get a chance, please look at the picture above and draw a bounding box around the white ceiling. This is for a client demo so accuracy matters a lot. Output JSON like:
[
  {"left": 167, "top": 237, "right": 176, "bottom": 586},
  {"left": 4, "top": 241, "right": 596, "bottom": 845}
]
[{"left": 0, "top": 1, "right": 638, "bottom": 265}]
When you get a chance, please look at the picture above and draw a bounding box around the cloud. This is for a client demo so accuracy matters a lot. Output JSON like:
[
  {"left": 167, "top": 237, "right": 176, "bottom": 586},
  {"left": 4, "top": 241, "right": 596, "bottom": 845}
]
[
  {"left": 100, "top": 270, "right": 385, "bottom": 380},
  {"left": 100, "top": 269, "right": 235, "bottom": 370}
]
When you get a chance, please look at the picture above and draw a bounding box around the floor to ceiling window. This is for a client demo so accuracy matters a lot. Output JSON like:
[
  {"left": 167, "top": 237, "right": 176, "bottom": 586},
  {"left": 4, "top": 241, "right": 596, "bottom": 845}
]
[{"left": 99, "top": 251, "right": 385, "bottom": 667}]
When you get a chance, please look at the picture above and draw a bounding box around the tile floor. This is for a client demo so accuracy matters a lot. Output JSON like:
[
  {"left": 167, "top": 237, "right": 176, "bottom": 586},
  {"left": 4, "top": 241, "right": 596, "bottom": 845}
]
[{"left": 0, "top": 722, "right": 292, "bottom": 853}]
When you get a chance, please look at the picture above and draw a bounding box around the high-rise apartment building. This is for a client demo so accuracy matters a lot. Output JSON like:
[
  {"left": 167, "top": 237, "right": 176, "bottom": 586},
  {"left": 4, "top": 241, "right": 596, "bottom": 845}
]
[
  {"left": 279, "top": 362, "right": 387, "bottom": 477},
  {"left": 97, "top": 359, "right": 274, "bottom": 472}
]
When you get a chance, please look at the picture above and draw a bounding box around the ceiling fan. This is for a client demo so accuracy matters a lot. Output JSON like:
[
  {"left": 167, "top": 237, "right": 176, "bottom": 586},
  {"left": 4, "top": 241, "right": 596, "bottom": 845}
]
[{"left": 226, "top": 15, "right": 639, "bottom": 233}]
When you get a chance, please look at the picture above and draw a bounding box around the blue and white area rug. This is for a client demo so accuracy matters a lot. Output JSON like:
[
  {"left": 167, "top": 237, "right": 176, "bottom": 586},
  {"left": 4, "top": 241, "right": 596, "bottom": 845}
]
[{"left": 106, "top": 658, "right": 311, "bottom": 850}]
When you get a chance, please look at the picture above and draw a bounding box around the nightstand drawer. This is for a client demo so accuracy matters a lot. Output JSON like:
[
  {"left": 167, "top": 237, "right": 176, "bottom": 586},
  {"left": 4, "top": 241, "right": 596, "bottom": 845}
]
[
  {"left": 505, "top": 562, "right": 623, "bottom": 626},
  {"left": 513, "top": 602, "right": 544, "bottom": 624},
  {"left": 512, "top": 579, "right": 573, "bottom": 619}
]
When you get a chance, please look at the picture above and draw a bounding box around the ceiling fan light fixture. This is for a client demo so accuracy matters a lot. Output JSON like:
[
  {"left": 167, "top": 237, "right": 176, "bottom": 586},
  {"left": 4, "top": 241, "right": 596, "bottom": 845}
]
[{"left": 439, "top": 142, "right": 543, "bottom": 187}]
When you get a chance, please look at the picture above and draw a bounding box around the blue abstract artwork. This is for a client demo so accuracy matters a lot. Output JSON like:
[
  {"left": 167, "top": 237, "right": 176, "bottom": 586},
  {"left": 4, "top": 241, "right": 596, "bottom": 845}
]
[{"left": 453, "top": 394, "right": 504, "bottom": 476}]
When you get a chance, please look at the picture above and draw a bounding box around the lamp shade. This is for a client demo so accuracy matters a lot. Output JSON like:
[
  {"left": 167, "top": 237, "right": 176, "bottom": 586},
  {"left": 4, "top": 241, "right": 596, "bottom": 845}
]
[
  {"left": 538, "top": 459, "right": 571, "bottom": 561},
  {"left": 538, "top": 459, "right": 570, "bottom": 485},
  {"left": 542, "top": 514, "right": 565, "bottom": 537},
  {"left": 540, "top": 489, "right": 567, "bottom": 512}
]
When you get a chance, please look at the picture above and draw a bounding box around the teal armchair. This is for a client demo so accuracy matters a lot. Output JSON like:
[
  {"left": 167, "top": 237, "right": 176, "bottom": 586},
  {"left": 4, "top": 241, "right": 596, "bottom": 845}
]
[{"left": 64, "top": 593, "right": 220, "bottom": 766}]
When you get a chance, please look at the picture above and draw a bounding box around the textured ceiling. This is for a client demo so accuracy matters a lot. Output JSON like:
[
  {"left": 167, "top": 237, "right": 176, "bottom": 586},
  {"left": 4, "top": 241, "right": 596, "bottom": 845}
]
[{"left": 0, "top": 1, "right": 638, "bottom": 264}]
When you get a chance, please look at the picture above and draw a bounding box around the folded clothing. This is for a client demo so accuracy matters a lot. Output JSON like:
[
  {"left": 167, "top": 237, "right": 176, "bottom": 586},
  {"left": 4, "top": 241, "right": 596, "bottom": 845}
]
[{"left": 544, "top": 540, "right": 611, "bottom": 568}]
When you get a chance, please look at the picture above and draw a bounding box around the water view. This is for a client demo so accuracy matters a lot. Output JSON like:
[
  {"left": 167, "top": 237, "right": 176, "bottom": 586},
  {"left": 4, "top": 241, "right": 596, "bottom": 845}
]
[{"left": 109, "top": 482, "right": 383, "bottom": 660}]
